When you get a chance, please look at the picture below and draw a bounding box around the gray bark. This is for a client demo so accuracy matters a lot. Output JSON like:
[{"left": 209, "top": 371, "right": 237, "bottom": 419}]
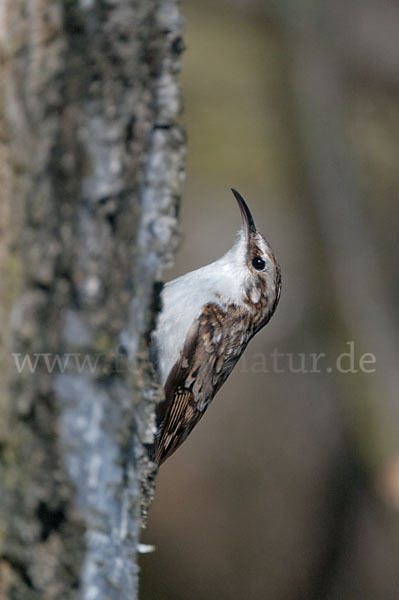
[{"left": 0, "top": 1, "right": 185, "bottom": 598}]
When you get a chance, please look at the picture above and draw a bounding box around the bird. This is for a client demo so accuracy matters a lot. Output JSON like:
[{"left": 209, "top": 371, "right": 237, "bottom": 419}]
[{"left": 150, "top": 189, "right": 281, "bottom": 466}]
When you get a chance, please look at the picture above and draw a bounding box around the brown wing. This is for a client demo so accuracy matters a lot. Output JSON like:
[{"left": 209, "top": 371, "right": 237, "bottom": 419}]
[{"left": 153, "top": 302, "right": 253, "bottom": 465}]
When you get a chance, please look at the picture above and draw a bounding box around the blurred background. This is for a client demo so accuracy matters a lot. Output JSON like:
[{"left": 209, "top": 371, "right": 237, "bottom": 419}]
[{"left": 141, "top": 1, "right": 398, "bottom": 599}]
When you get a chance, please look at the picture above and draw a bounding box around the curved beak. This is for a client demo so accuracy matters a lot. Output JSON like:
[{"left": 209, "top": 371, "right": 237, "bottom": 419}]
[{"left": 231, "top": 188, "right": 256, "bottom": 239}]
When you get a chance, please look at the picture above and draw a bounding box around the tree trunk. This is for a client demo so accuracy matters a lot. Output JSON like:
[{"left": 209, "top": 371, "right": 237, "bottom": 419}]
[{"left": 0, "top": 1, "right": 185, "bottom": 598}]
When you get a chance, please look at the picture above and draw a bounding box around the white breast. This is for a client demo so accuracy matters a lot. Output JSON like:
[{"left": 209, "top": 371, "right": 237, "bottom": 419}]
[{"left": 153, "top": 233, "right": 250, "bottom": 385}]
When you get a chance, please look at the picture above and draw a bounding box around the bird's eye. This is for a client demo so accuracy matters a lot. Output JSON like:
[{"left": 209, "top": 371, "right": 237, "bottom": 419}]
[{"left": 251, "top": 256, "right": 266, "bottom": 271}]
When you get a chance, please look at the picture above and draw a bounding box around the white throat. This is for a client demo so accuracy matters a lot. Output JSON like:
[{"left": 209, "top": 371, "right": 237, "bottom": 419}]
[{"left": 153, "top": 230, "right": 250, "bottom": 384}]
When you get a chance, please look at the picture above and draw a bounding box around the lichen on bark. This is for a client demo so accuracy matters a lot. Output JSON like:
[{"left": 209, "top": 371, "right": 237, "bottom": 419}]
[{"left": 0, "top": 0, "right": 185, "bottom": 598}]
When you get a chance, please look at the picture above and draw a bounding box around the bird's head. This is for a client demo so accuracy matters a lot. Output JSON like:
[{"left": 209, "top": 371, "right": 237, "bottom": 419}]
[{"left": 230, "top": 188, "right": 281, "bottom": 327}]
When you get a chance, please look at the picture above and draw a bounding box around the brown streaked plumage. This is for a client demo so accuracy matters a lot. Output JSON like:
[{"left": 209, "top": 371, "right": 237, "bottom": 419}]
[{"left": 151, "top": 189, "right": 281, "bottom": 466}]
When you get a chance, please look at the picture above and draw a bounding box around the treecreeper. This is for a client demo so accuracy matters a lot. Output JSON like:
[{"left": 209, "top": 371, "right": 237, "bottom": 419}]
[{"left": 150, "top": 189, "right": 282, "bottom": 466}]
